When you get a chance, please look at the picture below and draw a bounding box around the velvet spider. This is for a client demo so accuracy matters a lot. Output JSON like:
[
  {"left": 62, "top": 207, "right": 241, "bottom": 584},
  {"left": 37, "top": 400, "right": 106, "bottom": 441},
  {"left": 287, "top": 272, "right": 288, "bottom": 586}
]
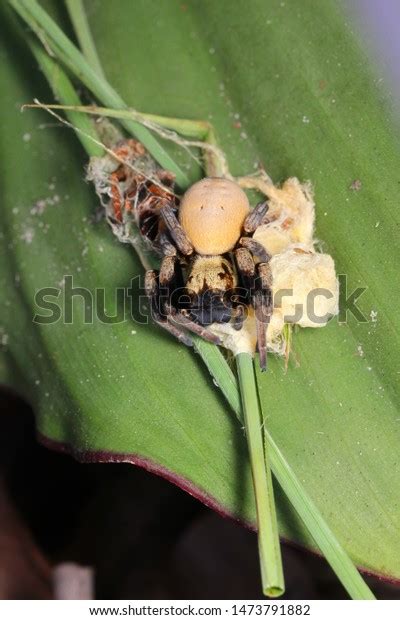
[{"left": 142, "top": 177, "right": 273, "bottom": 370}]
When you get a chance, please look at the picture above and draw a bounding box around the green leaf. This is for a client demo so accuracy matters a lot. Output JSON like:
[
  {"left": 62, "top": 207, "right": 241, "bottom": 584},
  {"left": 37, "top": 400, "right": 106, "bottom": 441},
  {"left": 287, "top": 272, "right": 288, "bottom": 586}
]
[
  {"left": 1, "top": 0, "right": 399, "bottom": 586},
  {"left": 9, "top": 0, "right": 191, "bottom": 188}
]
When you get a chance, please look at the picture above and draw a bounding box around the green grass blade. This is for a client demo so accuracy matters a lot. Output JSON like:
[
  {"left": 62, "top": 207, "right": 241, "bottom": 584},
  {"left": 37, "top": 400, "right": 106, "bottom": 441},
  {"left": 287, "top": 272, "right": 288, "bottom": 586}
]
[
  {"left": 27, "top": 39, "right": 103, "bottom": 157},
  {"left": 236, "top": 352, "right": 284, "bottom": 598},
  {"left": 266, "top": 433, "right": 375, "bottom": 600},
  {"left": 22, "top": 101, "right": 228, "bottom": 178},
  {"left": 193, "top": 339, "right": 240, "bottom": 410},
  {"left": 65, "top": 0, "right": 105, "bottom": 79},
  {"left": 9, "top": 0, "right": 190, "bottom": 188},
  {"left": 196, "top": 343, "right": 375, "bottom": 600},
  {"left": 22, "top": 103, "right": 211, "bottom": 140}
]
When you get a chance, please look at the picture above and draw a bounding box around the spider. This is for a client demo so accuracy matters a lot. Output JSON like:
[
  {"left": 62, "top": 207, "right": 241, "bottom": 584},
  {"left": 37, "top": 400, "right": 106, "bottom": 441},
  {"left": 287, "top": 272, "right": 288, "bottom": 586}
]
[
  {"left": 142, "top": 177, "right": 273, "bottom": 370},
  {"left": 95, "top": 140, "right": 273, "bottom": 369}
]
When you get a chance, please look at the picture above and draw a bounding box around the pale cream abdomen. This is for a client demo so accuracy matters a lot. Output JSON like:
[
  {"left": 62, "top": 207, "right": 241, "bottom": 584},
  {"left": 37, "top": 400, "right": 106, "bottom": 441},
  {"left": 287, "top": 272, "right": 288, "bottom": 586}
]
[{"left": 179, "top": 177, "right": 250, "bottom": 255}]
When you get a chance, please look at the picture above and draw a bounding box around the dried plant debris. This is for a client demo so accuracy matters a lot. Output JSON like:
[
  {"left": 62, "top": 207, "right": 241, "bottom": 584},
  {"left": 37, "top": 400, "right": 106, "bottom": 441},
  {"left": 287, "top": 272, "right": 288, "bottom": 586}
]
[
  {"left": 88, "top": 140, "right": 339, "bottom": 361},
  {"left": 207, "top": 178, "right": 338, "bottom": 356},
  {"left": 87, "top": 139, "right": 175, "bottom": 266}
]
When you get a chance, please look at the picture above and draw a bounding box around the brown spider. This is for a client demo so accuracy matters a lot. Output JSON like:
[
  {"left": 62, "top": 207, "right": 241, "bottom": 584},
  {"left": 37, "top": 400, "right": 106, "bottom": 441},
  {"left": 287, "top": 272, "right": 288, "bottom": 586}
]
[{"left": 102, "top": 141, "right": 273, "bottom": 370}]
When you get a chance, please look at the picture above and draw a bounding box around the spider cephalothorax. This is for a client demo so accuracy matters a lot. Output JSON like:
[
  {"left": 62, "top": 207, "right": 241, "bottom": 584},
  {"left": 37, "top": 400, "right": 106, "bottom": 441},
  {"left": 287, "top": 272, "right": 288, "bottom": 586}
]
[{"left": 144, "top": 177, "right": 273, "bottom": 370}]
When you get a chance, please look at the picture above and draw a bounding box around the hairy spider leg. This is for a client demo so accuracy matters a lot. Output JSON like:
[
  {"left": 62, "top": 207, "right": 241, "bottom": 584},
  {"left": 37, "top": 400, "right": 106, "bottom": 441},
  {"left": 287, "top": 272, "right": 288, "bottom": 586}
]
[
  {"left": 160, "top": 203, "right": 194, "bottom": 256},
  {"left": 234, "top": 246, "right": 255, "bottom": 306},
  {"left": 232, "top": 304, "right": 246, "bottom": 331},
  {"left": 169, "top": 310, "right": 223, "bottom": 345},
  {"left": 235, "top": 247, "right": 272, "bottom": 371},
  {"left": 144, "top": 266, "right": 193, "bottom": 347},
  {"left": 239, "top": 237, "right": 271, "bottom": 264},
  {"left": 243, "top": 200, "right": 269, "bottom": 233},
  {"left": 158, "top": 254, "right": 185, "bottom": 310},
  {"left": 254, "top": 262, "right": 273, "bottom": 371},
  {"left": 157, "top": 232, "right": 177, "bottom": 257}
]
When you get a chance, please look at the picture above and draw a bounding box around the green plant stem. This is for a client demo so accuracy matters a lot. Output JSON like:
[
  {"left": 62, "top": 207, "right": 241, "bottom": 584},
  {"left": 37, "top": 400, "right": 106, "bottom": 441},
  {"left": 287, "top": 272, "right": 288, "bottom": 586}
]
[
  {"left": 194, "top": 340, "right": 376, "bottom": 600},
  {"left": 9, "top": 0, "right": 190, "bottom": 189},
  {"left": 28, "top": 40, "right": 103, "bottom": 157},
  {"left": 23, "top": 103, "right": 211, "bottom": 139},
  {"left": 23, "top": 102, "right": 228, "bottom": 177},
  {"left": 65, "top": 0, "right": 105, "bottom": 79},
  {"left": 236, "top": 352, "right": 284, "bottom": 598}
]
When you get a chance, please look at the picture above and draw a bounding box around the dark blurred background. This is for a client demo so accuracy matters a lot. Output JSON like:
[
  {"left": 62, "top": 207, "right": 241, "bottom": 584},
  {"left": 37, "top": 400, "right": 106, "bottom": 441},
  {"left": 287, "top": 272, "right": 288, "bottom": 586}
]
[{"left": 0, "top": 388, "right": 398, "bottom": 600}]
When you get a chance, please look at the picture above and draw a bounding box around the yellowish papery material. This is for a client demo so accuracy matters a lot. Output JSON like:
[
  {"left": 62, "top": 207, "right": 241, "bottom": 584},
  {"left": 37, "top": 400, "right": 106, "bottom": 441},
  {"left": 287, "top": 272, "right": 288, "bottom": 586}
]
[{"left": 209, "top": 177, "right": 339, "bottom": 356}]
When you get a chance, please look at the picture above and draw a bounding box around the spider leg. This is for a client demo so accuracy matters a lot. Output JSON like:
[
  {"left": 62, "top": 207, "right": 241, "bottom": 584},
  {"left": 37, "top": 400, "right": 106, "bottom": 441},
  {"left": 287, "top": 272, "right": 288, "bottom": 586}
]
[
  {"left": 253, "top": 262, "right": 273, "bottom": 372},
  {"left": 156, "top": 232, "right": 177, "bottom": 257},
  {"left": 160, "top": 203, "right": 194, "bottom": 256},
  {"left": 239, "top": 237, "right": 271, "bottom": 263},
  {"left": 232, "top": 305, "right": 246, "bottom": 331},
  {"left": 157, "top": 313, "right": 194, "bottom": 346},
  {"left": 158, "top": 254, "right": 183, "bottom": 289},
  {"left": 243, "top": 200, "right": 269, "bottom": 233},
  {"left": 235, "top": 246, "right": 255, "bottom": 289},
  {"left": 145, "top": 263, "right": 193, "bottom": 347},
  {"left": 168, "top": 311, "right": 223, "bottom": 345},
  {"left": 235, "top": 247, "right": 272, "bottom": 371}
]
